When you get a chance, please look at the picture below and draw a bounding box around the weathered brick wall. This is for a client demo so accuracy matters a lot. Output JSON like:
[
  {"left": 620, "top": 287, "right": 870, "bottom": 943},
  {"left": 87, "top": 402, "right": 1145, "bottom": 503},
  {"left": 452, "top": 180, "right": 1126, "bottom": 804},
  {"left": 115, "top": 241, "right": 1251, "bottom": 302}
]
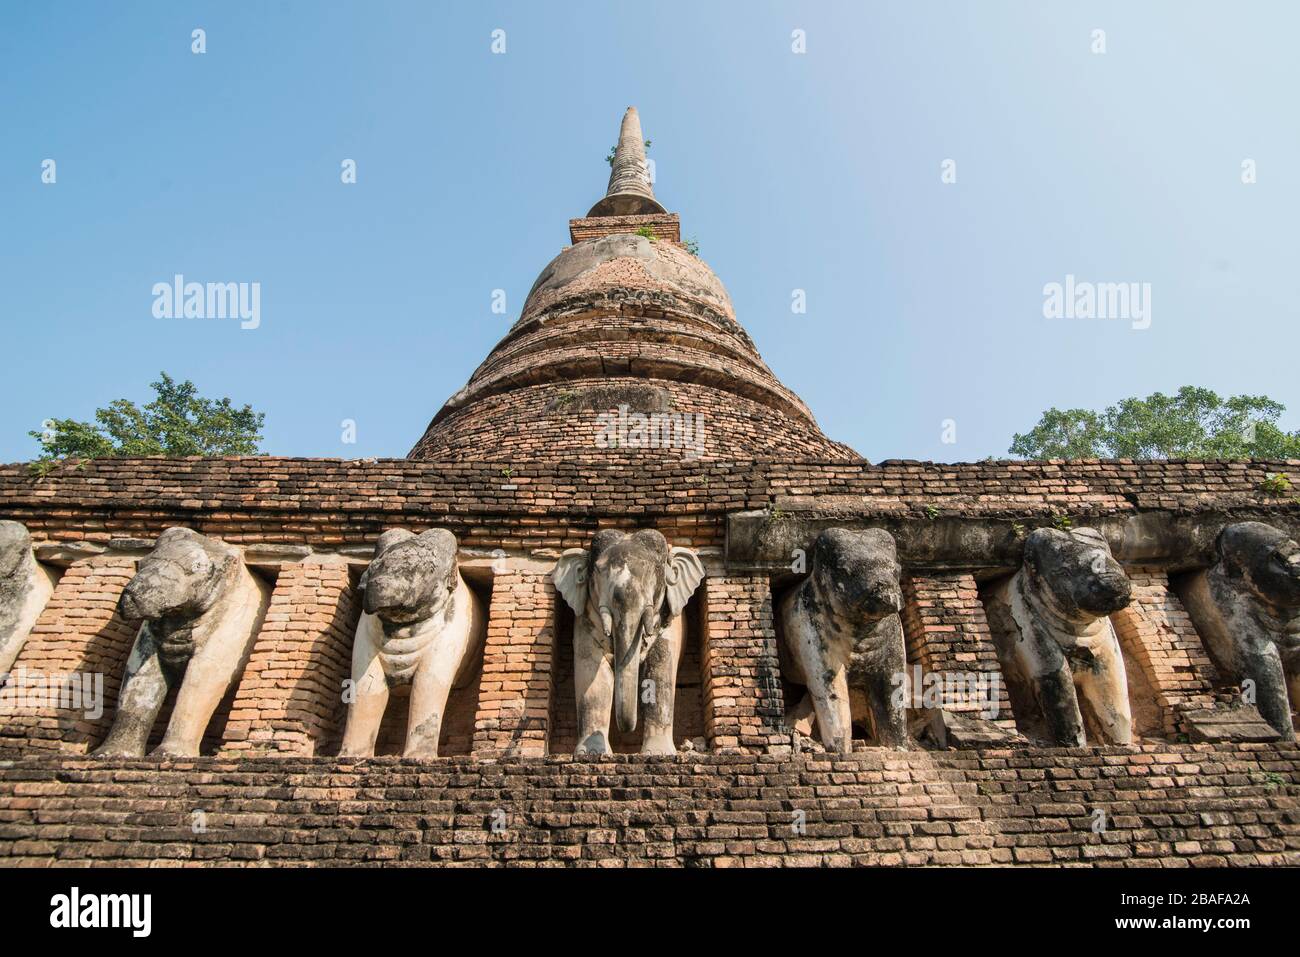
[
  {"left": 5, "top": 458, "right": 1296, "bottom": 548},
  {"left": 0, "top": 746, "right": 1294, "bottom": 866},
  {"left": 1110, "top": 568, "right": 1218, "bottom": 736},
  {"left": 221, "top": 563, "right": 357, "bottom": 757},
  {"left": 900, "top": 574, "right": 1014, "bottom": 726},
  {"left": 702, "top": 577, "right": 785, "bottom": 751},
  {"left": 0, "top": 557, "right": 138, "bottom": 753},
  {"left": 473, "top": 573, "right": 554, "bottom": 757}
]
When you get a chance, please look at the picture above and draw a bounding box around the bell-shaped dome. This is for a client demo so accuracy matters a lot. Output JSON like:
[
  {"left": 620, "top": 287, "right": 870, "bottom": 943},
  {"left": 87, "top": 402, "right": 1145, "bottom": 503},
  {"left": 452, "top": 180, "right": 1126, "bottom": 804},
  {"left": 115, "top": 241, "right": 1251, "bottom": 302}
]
[{"left": 408, "top": 111, "right": 859, "bottom": 464}]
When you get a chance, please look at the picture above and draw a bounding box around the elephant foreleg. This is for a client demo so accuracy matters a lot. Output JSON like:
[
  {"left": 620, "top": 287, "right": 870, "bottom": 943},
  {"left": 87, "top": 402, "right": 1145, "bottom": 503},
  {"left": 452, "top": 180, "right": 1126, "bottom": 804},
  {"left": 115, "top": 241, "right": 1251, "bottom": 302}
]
[
  {"left": 154, "top": 630, "right": 253, "bottom": 758},
  {"left": 95, "top": 629, "right": 174, "bottom": 758},
  {"left": 1032, "top": 665, "right": 1086, "bottom": 747},
  {"left": 1240, "top": 640, "right": 1294, "bottom": 738},
  {"left": 1287, "top": 670, "right": 1300, "bottom": 736},
  {"left": 339, "top": 622, "right": 390, "bottom": 757},
  {"left": 786, "top": 692, "right": 817, "bottom": 737},
  {"left": 857, "top": 621, "right": 908, "bottom": 749},
  {"left": 1072, "top": 628, "right": 1133, "bottom": 745},
  {"left": 641, "top": 624, "right": 682, "bottom": 755},
  {"left": 573, "top": 619, "right": 613, "bottom": 755},
  {"left": 788, "top": 614, "right": 853, "bottom": 752},
  {"left": 405, "top": 637, "right": 469, "bottom": 758},
  {"left": 405, "top": 671, "right": 451, "bottom": 759},
  {"left": 814, "top": 668, "right": 853, "bottom": 753},
  {"left": 1014, "top": 630, "right": 1086, "bottom": 746}
]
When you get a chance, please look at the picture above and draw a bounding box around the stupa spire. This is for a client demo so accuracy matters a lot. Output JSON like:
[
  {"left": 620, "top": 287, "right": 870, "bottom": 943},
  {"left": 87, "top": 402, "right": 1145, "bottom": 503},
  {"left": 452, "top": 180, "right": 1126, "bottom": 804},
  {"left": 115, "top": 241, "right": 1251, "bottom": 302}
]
[{"left": 587, "top": 106, "right": 667, "bottom": 217}]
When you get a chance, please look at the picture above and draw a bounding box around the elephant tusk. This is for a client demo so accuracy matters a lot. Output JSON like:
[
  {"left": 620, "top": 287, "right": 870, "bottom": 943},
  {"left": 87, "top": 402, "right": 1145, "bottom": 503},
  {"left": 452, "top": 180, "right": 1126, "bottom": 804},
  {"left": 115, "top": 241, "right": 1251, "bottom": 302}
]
[{"left": 599, "top": 607, "right": 613, "bottom": 638}]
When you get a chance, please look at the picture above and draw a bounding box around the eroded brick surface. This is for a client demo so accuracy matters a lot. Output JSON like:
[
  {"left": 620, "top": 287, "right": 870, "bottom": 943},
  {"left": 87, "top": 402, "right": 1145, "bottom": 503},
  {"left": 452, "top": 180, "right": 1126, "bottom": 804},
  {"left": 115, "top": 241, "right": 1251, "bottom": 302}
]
[{"left": 0, "top": 747, "right": 1294, "bottom": 867}]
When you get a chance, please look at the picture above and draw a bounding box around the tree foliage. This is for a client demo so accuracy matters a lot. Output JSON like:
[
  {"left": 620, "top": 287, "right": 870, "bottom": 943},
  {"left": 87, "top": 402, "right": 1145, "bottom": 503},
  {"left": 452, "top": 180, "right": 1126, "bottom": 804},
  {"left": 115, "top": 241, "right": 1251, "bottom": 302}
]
[
  {"left": 30, "top": 373, "right": 265, "bottom": 460},
  {"left": 1009, "top": 386, "right": 1300, "bottom": 460}
]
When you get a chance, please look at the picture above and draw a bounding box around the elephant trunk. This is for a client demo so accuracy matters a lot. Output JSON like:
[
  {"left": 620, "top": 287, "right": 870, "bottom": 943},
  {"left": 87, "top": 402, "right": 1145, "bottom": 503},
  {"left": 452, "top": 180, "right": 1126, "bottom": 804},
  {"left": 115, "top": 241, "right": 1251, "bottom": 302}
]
[
  {"left": 119, "top": 563, "right": 185, "bottom": 621},
  {"left": 613, "top": 617, "right": 641, "bottom": 734}
]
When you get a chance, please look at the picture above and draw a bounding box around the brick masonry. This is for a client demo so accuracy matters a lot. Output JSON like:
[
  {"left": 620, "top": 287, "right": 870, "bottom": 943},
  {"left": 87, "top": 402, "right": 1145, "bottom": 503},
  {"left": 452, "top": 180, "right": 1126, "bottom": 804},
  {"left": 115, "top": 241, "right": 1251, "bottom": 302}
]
[
  {"left": 1110, "top": 568, "right": 1219, "bottom": 737},
  {"left": 472, "top": 572, "right": 554, "bottom": 758},
  {"left": 702, "top": 576, "right": 786, "bottom": 752},
  {"left": 5, "top": 458, "right": 1297, "bottom": 546},
  {"left": 221, "top": 563, "right": 356, "bottom": 757},
  {"left": 0, "top": 746, "right": 1294, "bottom": 866},
  {"left": 0, "top": 556, "right": 139, "bottom": 754},
  {"left": 901, "top": 574, "right": 1014, "bottom": 726}
]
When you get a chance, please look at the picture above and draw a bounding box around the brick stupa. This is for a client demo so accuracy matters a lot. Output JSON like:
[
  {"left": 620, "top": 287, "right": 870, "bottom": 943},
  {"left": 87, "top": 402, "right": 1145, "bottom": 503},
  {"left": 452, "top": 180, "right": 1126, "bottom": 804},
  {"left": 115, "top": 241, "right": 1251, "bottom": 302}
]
[{"left": 0, "top": 108, "right": 1297, "bottom": 868}]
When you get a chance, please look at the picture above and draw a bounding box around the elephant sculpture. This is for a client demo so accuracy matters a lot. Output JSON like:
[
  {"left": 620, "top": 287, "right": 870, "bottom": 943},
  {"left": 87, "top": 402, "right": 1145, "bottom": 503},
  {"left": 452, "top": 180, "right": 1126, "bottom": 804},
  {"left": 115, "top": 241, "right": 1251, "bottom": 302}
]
[
  {"left": 1180, "top": 521, "right": 1300, "bottom": 738},
  {"left": 95, "top": 528, "right": 270, "bottom": 758},
  {"left": 339, "top": 528, "right": 486, "bottom": 758},
  {"left": 552, "top": 529, "right": 705, "bottom": 755},
  {"left": 984, "top": 526, "right": 1134, "bottom": 746},
  {"left": 777, "top": 528, "right": 908, "bottom": 752},
  {"left": 0, "top": 521, "right": 57, "bottom": 677}
]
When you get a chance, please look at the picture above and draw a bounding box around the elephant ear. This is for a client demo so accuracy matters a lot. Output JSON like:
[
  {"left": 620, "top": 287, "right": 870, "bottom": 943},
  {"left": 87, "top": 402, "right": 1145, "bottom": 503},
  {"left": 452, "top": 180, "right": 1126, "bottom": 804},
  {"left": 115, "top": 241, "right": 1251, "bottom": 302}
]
[
  {"left": 552, "top": 548, "right": 590, "bottom": 614},
  {"left": 664, "top": 547, "right": 705, "bottom": 618}
]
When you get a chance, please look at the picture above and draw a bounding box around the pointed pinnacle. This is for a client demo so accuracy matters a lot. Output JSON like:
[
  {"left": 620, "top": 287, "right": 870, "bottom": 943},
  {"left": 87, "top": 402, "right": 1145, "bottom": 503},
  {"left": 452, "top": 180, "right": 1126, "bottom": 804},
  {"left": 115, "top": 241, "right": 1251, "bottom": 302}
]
[{"left": 587, "top": 106, "right": 667, "bottom": 217}]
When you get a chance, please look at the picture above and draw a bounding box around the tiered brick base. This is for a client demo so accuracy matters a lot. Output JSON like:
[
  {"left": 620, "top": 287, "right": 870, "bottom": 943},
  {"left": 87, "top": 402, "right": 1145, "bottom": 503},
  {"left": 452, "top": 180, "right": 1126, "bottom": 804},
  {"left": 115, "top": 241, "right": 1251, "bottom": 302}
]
[{"left": 0, "top": 746, "right": 1295, "bottom": 866}]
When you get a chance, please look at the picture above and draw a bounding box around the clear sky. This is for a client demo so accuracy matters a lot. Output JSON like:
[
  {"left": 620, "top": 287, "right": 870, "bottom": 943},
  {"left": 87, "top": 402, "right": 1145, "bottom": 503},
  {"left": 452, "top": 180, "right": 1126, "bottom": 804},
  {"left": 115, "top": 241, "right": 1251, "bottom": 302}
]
[{"left": 2, "top": 1, "right": 1296, "bottom": 464}]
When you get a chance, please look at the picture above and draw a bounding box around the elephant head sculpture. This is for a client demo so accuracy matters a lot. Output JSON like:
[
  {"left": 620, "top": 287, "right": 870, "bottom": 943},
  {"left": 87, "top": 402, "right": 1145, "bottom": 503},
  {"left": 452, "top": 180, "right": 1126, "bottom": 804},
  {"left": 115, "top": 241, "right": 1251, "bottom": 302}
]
[
  {"left": 117, "top": 527, "right": 236, "bottom": 668},
  {"left": 95, "top": 528, "right": 269, "bottom": 758},
  {"left": 985, "top": 526, "right": 1134, "bottom": 746},
  {"left": 339, "top": 528, "right": 486, "bottom": 758},
  {"left": 553, "top": 529, "right": 705, "bottom": 755},
  {"left": 0, "top": 521, "right": 57, "bottom": 678},
  {"left": 778, "top": 528, "right": 908, "bottom": 752},
  {"left": 1021, "top": 526, "right": 1132, "bottom": 624},
  {"left": 1181, "top": 521, "right": 1300, "bottom": 737}
]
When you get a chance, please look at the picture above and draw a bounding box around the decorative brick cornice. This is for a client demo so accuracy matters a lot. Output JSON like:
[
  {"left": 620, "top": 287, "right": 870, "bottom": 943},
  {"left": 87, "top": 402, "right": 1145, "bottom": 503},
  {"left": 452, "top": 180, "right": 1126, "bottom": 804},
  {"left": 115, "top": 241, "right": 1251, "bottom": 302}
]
[{"left": 2, "top": 457, "right": 1296, "bottom": 521}]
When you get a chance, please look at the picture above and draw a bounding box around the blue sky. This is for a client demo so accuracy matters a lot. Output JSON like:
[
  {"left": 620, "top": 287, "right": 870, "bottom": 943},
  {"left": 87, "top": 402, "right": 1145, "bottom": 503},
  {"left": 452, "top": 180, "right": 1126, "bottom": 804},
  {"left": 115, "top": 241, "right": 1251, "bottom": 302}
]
[{"left": 2, "top": 1, "right": 1296, "bottom": 463}]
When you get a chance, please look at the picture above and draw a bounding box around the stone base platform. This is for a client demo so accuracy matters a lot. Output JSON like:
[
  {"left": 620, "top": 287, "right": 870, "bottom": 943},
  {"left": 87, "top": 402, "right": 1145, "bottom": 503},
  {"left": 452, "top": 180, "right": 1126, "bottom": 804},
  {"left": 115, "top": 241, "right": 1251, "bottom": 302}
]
[{"left": 1, "top": 746, "right": 1297, "bottom": 867}]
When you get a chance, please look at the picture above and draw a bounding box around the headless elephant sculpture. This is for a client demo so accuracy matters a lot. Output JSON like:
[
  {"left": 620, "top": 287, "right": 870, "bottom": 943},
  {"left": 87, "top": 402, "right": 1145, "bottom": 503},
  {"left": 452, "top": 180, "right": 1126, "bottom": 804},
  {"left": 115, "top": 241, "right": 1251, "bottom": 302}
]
[
  {"left": 552, "top": 529, "right": 705, "bottom": 755},
  {"left": 0, "top": 521, "right": 57, "bottom": 677},
  {"left": 1180, "top": 522, "right": 1300, "bottom": 738},
  {"left": 339, "top": 528, "right": 486, "bottom": 758},
  {"left": 985, "top": 527, "right": 1133, "bottom": 746},
  {"left": 778, "top": 528, "right": 908, "bottom": 752},
  {"left": 95, "top": 528, "right": 269, "bottom": 758}
]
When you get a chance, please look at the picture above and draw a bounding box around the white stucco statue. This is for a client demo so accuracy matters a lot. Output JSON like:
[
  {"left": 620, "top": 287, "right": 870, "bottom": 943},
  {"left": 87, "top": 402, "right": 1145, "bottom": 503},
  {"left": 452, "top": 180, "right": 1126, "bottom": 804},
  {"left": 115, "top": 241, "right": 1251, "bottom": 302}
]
[
  {"left": 339, "top": 528, "right": 486, "bottom": 758},
  {"left": 552, "top": 529, "right": 705, "bottom": 756},
  {"left": 95, "top": 528, "right": 270, "bottom": 758},
  {"left": 985, "top": 527, "right": 1133, "bottom": 746},
  {"left": 0, "top": 521, "right": 57, "bottom": 677},
  {"left": 1181, "top": 521, "right": 1300, "bottom": 738},
  {"left": 778, "top": 528, "right": 908, "bottom": 752}
]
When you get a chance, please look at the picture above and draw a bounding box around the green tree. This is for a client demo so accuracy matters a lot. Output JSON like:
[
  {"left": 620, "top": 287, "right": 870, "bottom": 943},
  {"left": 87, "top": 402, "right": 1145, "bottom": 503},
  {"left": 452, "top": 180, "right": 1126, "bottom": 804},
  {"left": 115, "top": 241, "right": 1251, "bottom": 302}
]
[
  {"left": 30, "top": 373, "right": 265, "bottom": 460},
  {"left": 1009, "top": 386, "right": 1300, "bottom": 460}
]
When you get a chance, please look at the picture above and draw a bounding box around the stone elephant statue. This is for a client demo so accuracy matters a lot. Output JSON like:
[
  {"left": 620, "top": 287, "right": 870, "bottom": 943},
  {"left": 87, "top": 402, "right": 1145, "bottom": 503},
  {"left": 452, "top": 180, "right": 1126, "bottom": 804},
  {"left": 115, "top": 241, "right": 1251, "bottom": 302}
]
[
  {"left": 1180, "top": 521, "right": 1300, "bottom": 738},
  {"left": 339, "top": 528, "right": 486, "bottom": 758},
  {"left": 95, "top": 528, "right": 270, "bottom": 758},
  {"left": 777, "top": 528, "right": 908, "bottom": 752},
  {"left": 552, "top": 529, "right": 705, "bottom": 755},
  {"left": 0, "top": 521, "right": 57, "bottom": 677},
  {"left": 984, "top": 526, "right": 1133, "bottom": 746}
]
